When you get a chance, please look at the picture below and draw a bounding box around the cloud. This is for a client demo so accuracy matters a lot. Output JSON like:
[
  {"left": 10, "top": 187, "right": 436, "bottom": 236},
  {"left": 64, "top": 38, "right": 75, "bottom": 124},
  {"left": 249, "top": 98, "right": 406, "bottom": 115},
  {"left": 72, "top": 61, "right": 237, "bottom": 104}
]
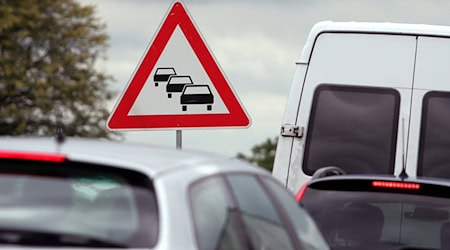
[{"left": 81, "top": 0, "right": 450, "bottom": 157}]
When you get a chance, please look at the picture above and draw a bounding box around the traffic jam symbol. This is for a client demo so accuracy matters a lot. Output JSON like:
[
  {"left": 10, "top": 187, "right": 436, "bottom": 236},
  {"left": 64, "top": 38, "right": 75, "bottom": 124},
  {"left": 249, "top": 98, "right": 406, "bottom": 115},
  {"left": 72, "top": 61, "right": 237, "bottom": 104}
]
[
  {"left": 107, "top": 1, "right": 250, "bottom": 130},
  {"left": 153, "top": 67, "right": 214, "bottom": 112}
]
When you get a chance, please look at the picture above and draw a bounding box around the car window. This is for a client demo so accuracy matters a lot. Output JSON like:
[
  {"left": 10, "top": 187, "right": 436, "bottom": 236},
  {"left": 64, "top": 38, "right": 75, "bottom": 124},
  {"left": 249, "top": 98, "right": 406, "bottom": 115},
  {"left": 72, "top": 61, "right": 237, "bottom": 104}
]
[
  {"left": 303, "top": 84, "right": 400, "bottom": 175},
  {"left": 226, "top": 174, "right": 295, "bottom": 250},
  {"left": 155, "top": 68, "right": 176, "bottom": 75},
  {"left": 302, "top": 186, "right": 450, "bottom": 249},
  {"left": 183, "top": 85, "right": 211, "bottom": 95},
  {"left": 168, "top": 76, "right": 191, "bottom": 84},
  {"left": 262, "top": 177, "right": 329, "bottom": 250},
  {"left": 418, "top": 91, "right": 450, "bottom": 178},
  {"left": 190, "top": 176, "right": 242, "bottom": 250},
  {"left": 0, "top": 159, "right": 158, "bottom": 248}
]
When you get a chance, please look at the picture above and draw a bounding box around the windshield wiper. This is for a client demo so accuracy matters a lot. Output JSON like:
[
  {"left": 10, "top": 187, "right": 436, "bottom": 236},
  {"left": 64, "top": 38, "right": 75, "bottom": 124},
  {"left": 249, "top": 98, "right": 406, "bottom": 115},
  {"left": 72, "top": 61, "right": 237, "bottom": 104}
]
[{"left": 0, "top": 228, "right": 125, "bottom": 248}]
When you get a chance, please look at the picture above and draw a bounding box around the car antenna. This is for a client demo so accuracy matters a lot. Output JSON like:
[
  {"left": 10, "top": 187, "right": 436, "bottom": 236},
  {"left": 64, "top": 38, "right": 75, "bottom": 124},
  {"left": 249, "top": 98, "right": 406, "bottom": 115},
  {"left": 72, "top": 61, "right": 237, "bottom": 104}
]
[
  {"left": 399, "top": 118, "right": 408, "bottom": 179},
  {"left": 55, "top": 103, "right": 65, "bottom": 145}
]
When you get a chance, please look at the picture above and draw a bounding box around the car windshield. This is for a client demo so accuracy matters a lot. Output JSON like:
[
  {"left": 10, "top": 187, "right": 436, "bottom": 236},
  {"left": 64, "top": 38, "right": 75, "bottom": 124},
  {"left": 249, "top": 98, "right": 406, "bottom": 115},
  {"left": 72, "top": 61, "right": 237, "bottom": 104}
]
[
  {"left": 156, "top": 68, "right": 175, "bottom": 75},
  {"left": 302, "top": 186, "right": 450, "bottom": 250},
  {"left": 183, "top": 85, "right": 210, "bottom": 95},
  {"left": 0, "top": 158, "right": 158, "bottom": 248},
  {"left": 169, "top": 76, "right": 191, "bottom": 84}
]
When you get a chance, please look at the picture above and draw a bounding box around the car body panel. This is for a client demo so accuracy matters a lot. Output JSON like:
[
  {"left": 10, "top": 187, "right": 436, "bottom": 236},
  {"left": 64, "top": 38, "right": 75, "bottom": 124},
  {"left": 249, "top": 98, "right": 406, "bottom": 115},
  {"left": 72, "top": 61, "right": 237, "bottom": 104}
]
[{"left": 0, "top": 137, "right": 247, "bottom": 178}]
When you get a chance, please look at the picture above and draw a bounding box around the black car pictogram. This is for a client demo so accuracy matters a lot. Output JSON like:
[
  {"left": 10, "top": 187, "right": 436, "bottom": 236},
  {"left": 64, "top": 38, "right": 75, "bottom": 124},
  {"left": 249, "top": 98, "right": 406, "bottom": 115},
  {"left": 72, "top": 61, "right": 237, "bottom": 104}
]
[
  {"left": 153, "top": 67, "right": 176, "bottom": 87},
  {"left": 166, "top": 75, "right": 193, "bottom": 98},
  {"left": 180, "top": 85, "right": 214, "bottom": 111}
]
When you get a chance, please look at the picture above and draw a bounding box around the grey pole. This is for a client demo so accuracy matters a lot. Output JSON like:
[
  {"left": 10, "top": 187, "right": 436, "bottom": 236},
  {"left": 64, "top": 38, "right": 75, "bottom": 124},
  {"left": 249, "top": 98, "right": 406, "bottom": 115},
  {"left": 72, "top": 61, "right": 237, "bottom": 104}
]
[{"left": 176, "top": 130, "right": 182, "bottom": 149}]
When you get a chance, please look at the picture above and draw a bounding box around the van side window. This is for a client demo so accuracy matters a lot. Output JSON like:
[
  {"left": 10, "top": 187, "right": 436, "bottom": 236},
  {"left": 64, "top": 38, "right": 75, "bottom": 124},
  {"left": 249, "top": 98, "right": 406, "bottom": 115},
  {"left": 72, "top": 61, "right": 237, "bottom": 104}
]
[
  {"left": 418, "top": 91, "right": 450, "bottom": 178},
  {"left": 303, "top": 84, "right": 400, "bottom": 175}
]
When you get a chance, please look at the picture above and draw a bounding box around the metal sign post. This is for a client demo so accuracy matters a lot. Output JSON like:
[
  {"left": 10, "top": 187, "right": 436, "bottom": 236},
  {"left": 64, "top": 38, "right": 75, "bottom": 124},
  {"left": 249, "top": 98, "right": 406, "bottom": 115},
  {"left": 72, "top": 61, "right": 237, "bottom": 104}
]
[{"left": 176, "top": 130, "right": 182, "bottom": 149}]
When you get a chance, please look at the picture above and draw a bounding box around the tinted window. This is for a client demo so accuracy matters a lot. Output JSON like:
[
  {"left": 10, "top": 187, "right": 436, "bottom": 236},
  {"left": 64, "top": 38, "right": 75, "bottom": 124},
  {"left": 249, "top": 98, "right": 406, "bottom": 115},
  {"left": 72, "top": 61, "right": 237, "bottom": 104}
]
[
  {"left": 303, "top": 84, "right": 400, "bottom": 175},
  {"left": 418, "top": 91, "right": 450, "bottom": 178},
  {"left": 226, "top": 174, "right": 294, "bottom": 250},
  {"left": 302, "top": 186, "right": 450, "bottom": 249},
  {"left": 262, "top": 178, "right": 329, "bottom": 250},
  {"left": 190, "top": 176, "right": 241, "bottom": 250},
  {"left": 0, "top": 159, "right": 157, "bottom": 248}
]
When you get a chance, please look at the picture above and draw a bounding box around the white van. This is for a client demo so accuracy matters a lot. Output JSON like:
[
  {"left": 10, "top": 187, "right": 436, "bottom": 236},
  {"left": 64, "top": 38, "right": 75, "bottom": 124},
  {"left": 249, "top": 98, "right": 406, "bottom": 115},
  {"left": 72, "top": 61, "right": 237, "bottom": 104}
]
[{"left": 272, "top": 21, "right": 450, "bottom": 192}]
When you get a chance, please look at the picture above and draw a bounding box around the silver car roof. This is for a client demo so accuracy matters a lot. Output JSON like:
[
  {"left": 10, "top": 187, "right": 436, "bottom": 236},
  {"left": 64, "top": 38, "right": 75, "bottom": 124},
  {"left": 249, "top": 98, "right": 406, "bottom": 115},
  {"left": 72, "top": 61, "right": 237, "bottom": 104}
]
[{"left": 0, "top": 136, "right": 266, "bottom": 178}]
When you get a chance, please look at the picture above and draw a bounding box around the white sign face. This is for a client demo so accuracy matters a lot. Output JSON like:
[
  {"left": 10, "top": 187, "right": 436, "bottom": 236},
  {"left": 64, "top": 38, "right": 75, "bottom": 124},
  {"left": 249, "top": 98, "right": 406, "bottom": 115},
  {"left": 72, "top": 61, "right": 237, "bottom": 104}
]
[
  {"left": 107, "top": 1, "right": 250, "bottom": 130},
  {"left": 128, "top": 26, "right": 229, "bottom": 115}
]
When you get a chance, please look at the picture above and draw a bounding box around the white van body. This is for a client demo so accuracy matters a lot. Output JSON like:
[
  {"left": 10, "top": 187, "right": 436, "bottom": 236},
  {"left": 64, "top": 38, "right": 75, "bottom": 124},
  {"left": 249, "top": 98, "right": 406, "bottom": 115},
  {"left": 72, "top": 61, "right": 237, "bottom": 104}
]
[{"left": 273, "top": 21, "right": 450, "bottom": 192}]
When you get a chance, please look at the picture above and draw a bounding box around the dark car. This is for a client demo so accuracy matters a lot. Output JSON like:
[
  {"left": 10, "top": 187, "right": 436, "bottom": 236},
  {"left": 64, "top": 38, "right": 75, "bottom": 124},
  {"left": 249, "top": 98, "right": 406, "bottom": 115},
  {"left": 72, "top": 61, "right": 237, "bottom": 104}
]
[
  {"left": 166, "top": 75, "right": 193, "bottom": 98},
  {"left": 153, "top": 67, "right": 176, "bottom": 87},
  {"left": 296, "top": 167, "right": 450, "bottom": 250},
  {"left": 180, "top": 84, "right": 214, "bottom": 111}
]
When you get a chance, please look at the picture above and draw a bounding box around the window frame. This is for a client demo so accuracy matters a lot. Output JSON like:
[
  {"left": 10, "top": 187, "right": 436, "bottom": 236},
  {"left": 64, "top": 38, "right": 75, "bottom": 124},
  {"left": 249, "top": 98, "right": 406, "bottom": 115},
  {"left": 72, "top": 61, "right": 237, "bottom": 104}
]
[
  {"left": 417, "top": 90, "right": 450, "bottom": 177},
  {"left": 188, "top": 173, "right": 248, "bottom": 250},
  {"left": 224, "top": 172, "right": 303, "bottom": 250},
  {"left": 188, "top": 172, "right": 304, "bottom": 250},
  {"left": 260, "top": 176, "right": 330, "bottom": 250},
  {"left": 303, "top": 83, "right": 401, "bottom": 175}
]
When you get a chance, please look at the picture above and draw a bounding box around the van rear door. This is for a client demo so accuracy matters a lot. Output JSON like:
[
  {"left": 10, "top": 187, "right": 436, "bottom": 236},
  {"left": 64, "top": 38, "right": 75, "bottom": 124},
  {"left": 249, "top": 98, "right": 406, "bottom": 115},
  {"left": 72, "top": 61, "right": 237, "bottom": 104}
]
[
  {"left": 275, "top": 32, "right": 417, "bottom": 191},
  {"left": 409, "top": 36, "right": 450, "bottom": 179}
]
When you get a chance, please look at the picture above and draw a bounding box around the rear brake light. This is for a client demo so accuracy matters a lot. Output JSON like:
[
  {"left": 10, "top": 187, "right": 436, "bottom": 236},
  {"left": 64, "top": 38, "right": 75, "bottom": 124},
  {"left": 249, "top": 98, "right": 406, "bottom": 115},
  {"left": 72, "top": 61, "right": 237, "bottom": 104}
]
[
  {"left": 0, "top": 150, "right": 66, "bottom": 163},
  {"left": 372, "top": 180, "right": 420, "bottom": 190},
  {"left": 295, "top": 183, "right": 309, "bottom": 201}
]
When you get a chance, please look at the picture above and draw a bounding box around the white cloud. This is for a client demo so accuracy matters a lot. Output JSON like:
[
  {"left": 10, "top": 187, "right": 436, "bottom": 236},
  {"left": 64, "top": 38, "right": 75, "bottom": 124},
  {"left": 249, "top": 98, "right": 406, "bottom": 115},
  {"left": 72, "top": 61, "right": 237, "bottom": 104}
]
[{"left": 211, "top": 34, "right": 292, "bottom": 81}]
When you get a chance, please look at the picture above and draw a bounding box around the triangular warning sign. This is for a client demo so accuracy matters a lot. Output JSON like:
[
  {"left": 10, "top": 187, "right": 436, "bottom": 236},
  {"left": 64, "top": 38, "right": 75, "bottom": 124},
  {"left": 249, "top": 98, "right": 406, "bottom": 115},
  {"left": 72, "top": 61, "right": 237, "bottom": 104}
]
[{"left": 107, "top": 1, "right": 251, "bottom": 130}]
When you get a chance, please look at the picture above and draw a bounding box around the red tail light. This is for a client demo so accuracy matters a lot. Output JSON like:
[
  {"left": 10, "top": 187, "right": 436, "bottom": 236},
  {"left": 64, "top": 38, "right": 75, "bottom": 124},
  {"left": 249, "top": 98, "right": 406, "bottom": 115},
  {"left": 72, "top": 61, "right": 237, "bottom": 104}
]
[
  {"left": 295, "top": 183, "right": 309, "bottom": 201},
  {"left": 372, "top": 180, "right": 420, "bottom": 190},
  {"left": 0, "top": 150, "right": 66, "bottom": 163}
]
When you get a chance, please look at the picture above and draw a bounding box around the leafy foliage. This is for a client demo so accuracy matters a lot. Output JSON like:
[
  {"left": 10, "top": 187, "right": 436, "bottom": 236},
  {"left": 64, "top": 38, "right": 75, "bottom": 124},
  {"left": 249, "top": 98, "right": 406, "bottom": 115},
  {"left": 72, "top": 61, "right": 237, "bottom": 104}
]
[
  {"left": 237, "top": 137, "right": 278, "bottom": 171},
  {"left": 0, "top": 0, "right": 116, "bottom": 138}
]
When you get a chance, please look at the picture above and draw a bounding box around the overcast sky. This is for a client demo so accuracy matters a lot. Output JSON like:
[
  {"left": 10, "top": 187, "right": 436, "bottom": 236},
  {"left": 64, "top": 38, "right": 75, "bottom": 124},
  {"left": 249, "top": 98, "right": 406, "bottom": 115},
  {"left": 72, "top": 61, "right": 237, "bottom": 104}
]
[{"left": 77, "top": 0, "right": 450, "bottom": 157}]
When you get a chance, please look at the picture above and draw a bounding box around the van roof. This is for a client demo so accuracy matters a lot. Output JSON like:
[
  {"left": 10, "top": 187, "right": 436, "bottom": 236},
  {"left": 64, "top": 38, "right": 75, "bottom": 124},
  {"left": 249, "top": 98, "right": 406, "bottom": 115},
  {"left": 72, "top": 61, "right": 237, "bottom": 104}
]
[{"left": 299, "top": 21, "right": 450, "bottom": 63}]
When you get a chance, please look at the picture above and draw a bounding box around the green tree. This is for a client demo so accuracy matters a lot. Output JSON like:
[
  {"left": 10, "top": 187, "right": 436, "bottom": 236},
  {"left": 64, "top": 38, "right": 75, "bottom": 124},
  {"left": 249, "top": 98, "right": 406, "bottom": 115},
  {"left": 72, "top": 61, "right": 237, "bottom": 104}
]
[
  {"left": 0, "top": 0, "right": 116, "bottom": 138},
  {"left": 237, "top": 137, "right": 278, "bottom": 171}
]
